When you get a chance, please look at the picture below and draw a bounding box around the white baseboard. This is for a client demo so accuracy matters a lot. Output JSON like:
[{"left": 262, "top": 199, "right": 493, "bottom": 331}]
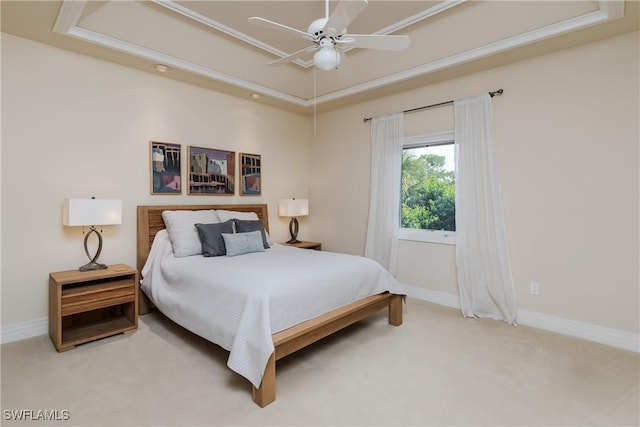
[
  {"left": 516, "top": 309, "right": 640, "bottom": 353},
  {"left": 1, "top": 317, "right": 48, "bottom": 345},
  {"left": 402, "top": 284, "right": 639, "bottom": 353},
  {"left": 3, "top": 288, "right": 639, "bottom": 353},
  {"left": 403, "top": 284, "right": 461, "bottom": 310}
]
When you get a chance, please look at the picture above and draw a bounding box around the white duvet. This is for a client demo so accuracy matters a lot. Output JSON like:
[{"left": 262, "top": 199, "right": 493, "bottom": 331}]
[{"left": 141, "top": 230, "right": 405, "bottom": 388}]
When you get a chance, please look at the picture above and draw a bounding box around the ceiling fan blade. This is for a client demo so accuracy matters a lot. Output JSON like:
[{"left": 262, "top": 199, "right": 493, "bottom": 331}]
[
  {"left": 248, "top": 17, "right": 313, "bottom": 41},
  {"left": 268, "top": 45, "right": 317, "bottom": 66},
  {"left": 339, "top": 34, "right": 410, "bottom": 51},
  {"left": 323, "top": 0, "right": 368, "bottom": 36}
]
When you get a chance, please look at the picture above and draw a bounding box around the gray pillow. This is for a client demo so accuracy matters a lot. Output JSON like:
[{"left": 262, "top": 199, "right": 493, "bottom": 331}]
[
  {"left": 222, "top": 231, "right": 266, "bottom": 257},
  {"left": 234, "top": 219, "right": 269, "bottom": 249},
  {"left": 195, "top": 220, "right": 234, "bottom": 257}
]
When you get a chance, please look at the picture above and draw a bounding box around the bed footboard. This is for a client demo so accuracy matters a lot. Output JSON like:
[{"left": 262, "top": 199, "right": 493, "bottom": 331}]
[{"left": 252, "top": 292, "right": 403, "bottom": 407}]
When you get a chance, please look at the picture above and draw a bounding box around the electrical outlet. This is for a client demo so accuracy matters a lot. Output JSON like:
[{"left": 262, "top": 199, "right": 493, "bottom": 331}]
[{"left": 530, "top": 282, "right": 540, "bottom": 296}]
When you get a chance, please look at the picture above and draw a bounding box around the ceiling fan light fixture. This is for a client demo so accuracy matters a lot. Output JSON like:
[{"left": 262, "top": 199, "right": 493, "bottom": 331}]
[
  {"left": 250, "top": 0, "right": 409, "bottom": 70},
  {"left": 314, "top": 46, "right": 340, "bottom": 71}
]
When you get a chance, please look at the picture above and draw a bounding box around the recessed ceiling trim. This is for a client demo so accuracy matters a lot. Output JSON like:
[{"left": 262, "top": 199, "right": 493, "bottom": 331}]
[
  {"left": 154, "top": 0, "right": 466, "bottom": 69},
  {"left": 330, "top": 0, "right": 467, "bottom": 62},
  {"left": 151, "top": 0, "right": 310, "bottom": 68},
  {"left": 52, "top": 1, "right": 625, "bottom": 110},
  {"left": 52, "top": 0, "right": 86, "bottom": 34},
  {"left": 310, "top": 5, "right": 619, "bottom": 105},
  {"left": 374, "top": 0, "right": 466, "bottom": 36}
]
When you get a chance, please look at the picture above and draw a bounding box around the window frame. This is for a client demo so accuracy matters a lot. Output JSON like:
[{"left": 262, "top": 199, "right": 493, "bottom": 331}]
[{"left": 399, "top": 131, "right": 456, "bottom": 245}]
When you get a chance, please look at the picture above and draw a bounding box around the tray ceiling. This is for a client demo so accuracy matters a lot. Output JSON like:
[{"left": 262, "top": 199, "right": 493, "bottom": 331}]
[{"left": 2, "top": 1, "right": 638, "bottom": 114}]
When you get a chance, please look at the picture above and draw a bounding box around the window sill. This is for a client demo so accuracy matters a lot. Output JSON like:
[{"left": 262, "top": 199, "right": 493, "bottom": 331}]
[{"left": 398, "top": 228, "right": 456, "bottom": 245}]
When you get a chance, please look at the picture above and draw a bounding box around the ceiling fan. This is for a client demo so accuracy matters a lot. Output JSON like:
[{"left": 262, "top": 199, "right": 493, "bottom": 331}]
[{"left": 248, "top": 0, "right": 410, "bottom": 71}]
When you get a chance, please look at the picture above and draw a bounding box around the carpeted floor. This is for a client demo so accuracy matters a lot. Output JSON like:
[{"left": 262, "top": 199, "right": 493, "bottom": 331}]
[{"left": 1, "top": 298, "right": 638, "bottom": 426}]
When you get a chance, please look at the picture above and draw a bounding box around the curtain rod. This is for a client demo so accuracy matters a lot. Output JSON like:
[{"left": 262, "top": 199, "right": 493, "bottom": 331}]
[{"left": 362, "top": 89, "right": 504, "bottom": 123}]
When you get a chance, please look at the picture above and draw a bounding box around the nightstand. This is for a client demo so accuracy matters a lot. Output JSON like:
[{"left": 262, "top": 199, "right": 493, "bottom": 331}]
[
  {"left": 49, "top": 264, "right": 138, "bottom": 352},
  {"left": 284, "top": 241, "right": 322, "bottom": 251}
]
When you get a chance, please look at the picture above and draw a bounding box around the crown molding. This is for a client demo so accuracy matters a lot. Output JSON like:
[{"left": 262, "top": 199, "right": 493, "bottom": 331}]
[
  {"left": 64, "top": 25, "right": 309, "bottom": 107},
  {"left": 311, "top": 5, "right": 618, "bottom": 105},
  {"left": 53, "top": 1, "right": 625, "bottom": 110}
]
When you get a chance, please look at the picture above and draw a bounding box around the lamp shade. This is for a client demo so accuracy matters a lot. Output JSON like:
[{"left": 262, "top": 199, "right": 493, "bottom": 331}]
[
  {"left": 63, "top": 199, "right": 122, "bottom": 226},
  {"left": 278, "top": 199, "right": 309, "bottom": 218}
]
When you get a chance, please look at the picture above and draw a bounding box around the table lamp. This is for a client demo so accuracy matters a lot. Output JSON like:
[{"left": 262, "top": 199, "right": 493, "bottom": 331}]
[
  {"left": 278, "top": 198, "right": 309, "bottom": 244},
  {"left": 63, "top": 197, "right": 122, "bottom": 271}
]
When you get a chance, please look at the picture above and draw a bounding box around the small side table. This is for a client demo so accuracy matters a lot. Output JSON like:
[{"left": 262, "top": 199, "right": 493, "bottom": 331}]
[
  {"left": 284, "top": 241, "right": 322, "bottom": 251},
  {"left": 49, "top": 264, "right": 138, "bottom": 352}
]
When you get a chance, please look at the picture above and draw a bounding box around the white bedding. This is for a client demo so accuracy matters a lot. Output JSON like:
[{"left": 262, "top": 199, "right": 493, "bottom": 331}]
[{"left": 141, "top": 230, "right": 405, "bottom": 388}]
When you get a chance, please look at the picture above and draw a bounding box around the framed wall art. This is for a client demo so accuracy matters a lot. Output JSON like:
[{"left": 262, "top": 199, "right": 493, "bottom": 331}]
[
  {"left": 240, "top": 153, "right": 261, "bottom": 196},
  {"left": 150, "top": 141, "right": 181, "bottom": 194},
  {"left": 188, "top": 146, "right": 235, "bottom": 195}
]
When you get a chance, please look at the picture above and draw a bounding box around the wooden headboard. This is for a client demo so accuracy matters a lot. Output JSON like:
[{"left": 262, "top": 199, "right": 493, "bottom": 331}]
[
  {"left": 136, "top": 204, "right": 269, "bottom": 273},
  {"left": 136, "top": 204, "right": 268, "bottom": 314}
]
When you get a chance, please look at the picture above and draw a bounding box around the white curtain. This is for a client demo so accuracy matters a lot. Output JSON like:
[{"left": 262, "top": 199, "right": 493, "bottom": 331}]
[
  {"left": 364, "top": 112, "right": 403, "bottom": 275},
  {"left": 454, "top": 94, "right": 517, "bottom": 325}
]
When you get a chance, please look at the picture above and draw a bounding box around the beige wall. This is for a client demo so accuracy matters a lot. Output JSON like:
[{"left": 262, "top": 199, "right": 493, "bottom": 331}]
[
  {"left": 2, "top": 30, "right": 638, "bottom": 339},
  {"left": 1, "top": 34, "right": 311, "bottom": 326},
  {"left": 309, "top": 31, "right": 639, "bottom": 334}
]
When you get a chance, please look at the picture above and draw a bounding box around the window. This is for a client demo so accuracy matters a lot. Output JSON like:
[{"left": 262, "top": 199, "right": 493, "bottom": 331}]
[{"left": 400, "top": 131, "right": 456, "bottom": 245}]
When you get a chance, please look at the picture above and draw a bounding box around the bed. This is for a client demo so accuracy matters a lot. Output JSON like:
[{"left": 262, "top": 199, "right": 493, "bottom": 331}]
[{"left": 137, "top": 203, "right": 404, "bottom": 407}]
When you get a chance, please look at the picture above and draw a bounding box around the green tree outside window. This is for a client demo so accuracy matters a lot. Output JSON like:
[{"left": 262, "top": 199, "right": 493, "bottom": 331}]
[{"left": 401, "top": 149, "right": 455, "bottom": 231}]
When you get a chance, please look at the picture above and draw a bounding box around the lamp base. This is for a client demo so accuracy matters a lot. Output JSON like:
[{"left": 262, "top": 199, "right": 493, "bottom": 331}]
[
  {"left": 79, "top": 226, "right": 107, "bottom": 272},
  {"left": 286, "top": 238, "right": 302, "bottom": 244},
  {"left": 288, "top": 217, "right": 300, "bottom": 244},
  {"left": 79, "top": 261, "right": 108, "bottom": 272}
]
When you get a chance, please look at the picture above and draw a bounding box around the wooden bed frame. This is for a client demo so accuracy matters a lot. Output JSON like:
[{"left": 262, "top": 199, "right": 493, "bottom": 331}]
[{"left": 136, "top": 204, "right": 403, "bottom": 407}]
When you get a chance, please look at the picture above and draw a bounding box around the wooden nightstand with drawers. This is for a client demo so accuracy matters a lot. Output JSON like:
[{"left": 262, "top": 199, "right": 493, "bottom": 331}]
[{"left": 49, "top": 264, "right": 138, "bottom": 352}]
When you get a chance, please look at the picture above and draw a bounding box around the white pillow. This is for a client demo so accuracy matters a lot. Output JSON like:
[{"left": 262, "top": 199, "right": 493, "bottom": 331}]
[
  {"left": 216, "top": 210, "right": 259, "bottom": 222},
  {"left": 216, "top": 210, "right": 274, "bottom": 246},
  {"left": 162, "top": 210, "right": 220, "bottom": 257}
]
